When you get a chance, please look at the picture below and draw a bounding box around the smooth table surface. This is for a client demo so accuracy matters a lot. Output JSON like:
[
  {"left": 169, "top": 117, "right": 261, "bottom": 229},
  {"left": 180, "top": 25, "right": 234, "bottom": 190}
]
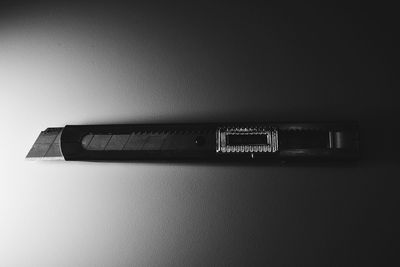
[{"left": 0, "top": 2, "right": 398, "bottom": 266}]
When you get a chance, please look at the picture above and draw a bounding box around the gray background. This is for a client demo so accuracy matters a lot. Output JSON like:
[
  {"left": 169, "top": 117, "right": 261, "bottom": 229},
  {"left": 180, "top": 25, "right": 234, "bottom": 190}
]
[{"left": 0, "top": 2, "right": 398, "bottom": 266}]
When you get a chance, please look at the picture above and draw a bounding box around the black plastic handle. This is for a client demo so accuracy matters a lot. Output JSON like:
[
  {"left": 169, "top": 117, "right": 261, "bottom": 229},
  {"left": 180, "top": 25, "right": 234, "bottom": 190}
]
[{"left": 60, "top": 122, "right": 360, "bottom": 162}]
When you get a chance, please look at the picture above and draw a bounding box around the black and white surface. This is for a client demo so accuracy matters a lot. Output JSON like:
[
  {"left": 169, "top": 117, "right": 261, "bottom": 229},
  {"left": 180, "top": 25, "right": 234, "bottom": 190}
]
[{"left": 0, "top": 2, "right": 398, "bottom": 266}]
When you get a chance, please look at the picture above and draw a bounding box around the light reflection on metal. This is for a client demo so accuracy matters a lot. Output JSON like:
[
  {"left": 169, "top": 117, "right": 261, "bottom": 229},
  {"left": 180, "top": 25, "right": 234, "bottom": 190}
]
[{"left": 216, "top": 127, "right": 278, "bottom": 154}]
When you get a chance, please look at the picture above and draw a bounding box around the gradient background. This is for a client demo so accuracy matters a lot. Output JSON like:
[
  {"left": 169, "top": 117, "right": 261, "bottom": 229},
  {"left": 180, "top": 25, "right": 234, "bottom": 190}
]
[{"left": 0, "top": 2, "right": 398, "bottom": 266}]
